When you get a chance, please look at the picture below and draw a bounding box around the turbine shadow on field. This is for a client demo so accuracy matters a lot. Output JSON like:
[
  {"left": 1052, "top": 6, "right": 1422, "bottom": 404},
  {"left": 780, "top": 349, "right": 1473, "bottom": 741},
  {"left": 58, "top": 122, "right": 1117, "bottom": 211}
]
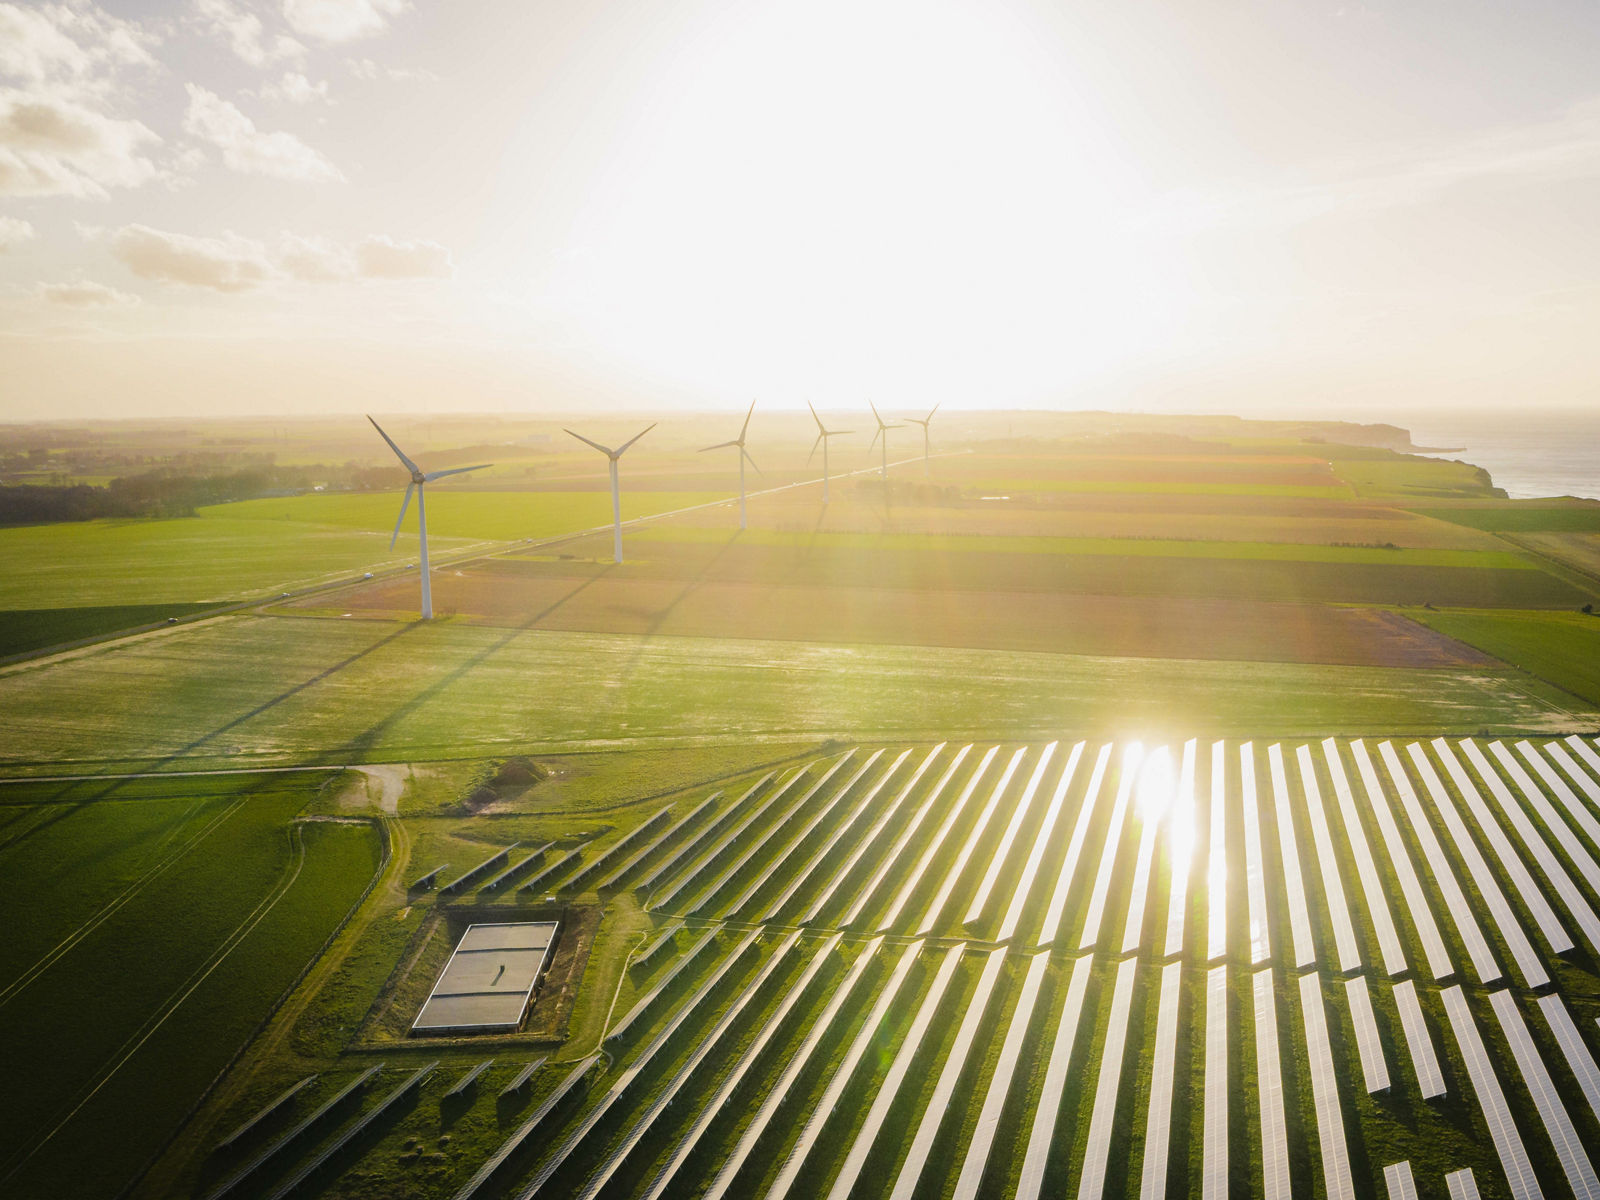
[
  {"left": 329, "top": 569, "right": 613, "bottom": 764},
  {"left": 0, "top": 623, "right": 418, "bottom": 853},
  {"left": 588, "top": 530, "right": 744, "bottom": 727}
]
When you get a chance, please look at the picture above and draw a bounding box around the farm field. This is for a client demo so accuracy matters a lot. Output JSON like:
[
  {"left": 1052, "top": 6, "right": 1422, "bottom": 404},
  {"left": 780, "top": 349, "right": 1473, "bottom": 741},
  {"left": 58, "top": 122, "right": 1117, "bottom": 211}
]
[
  {"left": 0, "top": 614, "right": 1592, "bottom": 779},
  {"left": 135, "top": 734, "right": 1600, "bottom": 1200},
  {"left": 0, "top": 772, "right": 384, "bottom": 1199},
  {"left": 1412, "top": 610, "right": 1600, "bottom": 709}
]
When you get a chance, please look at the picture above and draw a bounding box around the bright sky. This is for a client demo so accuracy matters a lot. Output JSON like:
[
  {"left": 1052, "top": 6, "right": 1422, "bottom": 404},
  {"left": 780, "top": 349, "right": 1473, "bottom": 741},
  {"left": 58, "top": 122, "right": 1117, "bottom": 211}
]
[{"left": 3, "top": 0, "right": 1600, "bottom": 419}]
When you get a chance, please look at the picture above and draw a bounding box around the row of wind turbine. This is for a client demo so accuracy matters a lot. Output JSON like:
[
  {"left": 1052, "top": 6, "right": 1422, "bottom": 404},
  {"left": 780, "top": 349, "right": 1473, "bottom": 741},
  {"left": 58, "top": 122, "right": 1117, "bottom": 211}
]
[{"left": 368, "top": 402, "right": 940, "bottom": 617}]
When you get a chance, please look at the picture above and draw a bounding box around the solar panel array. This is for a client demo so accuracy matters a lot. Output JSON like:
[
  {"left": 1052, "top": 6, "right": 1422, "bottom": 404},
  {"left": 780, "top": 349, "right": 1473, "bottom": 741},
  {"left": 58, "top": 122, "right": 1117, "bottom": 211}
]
[{"left": 271, "top": 735, "right": 1600, "bottom": 1200}]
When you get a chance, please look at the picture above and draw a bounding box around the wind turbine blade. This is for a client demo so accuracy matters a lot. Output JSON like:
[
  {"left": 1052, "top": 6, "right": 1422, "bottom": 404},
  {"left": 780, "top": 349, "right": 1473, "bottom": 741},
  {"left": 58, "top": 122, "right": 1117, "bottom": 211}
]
[
  {"left": 739, "top": 399, "right": 756, "bottom": 441},
  {"left": 742, "top": 447, "right": 762, "bottom": 476},
  {"left": 868, "top": 427, "right": 881, "bottom": 452},
  {"left": 808, "top": 433, "right": 822, "bottom": 465},
  {"left": 616, "top": 422, "right": 656, "bottom": 456},
  {"left": 423, "top": 463, "right": 491, "bottom": 482},
  {"left": 564, "top": 429, "right": 616, "bottom": 457},
  {"left": 926, "top": 402, "right": 940, "bottom": 421},
  {"left": 829, "top": 428, "right": 854, "bottom": 437},
  {"left": 368, "top": 415, "right": 422, "bottom": 476},
  {"left": 869, "top": 400, "right": 883, "bottom": 427},
  {"left": 808, "top": 401, "right": 825, "bottom": 434},
  {"left": 389, "top": 482, "right": 414, "bottom": 549},
  {"left": 699, "top": 439, "right": 739, "bottom": 452}
]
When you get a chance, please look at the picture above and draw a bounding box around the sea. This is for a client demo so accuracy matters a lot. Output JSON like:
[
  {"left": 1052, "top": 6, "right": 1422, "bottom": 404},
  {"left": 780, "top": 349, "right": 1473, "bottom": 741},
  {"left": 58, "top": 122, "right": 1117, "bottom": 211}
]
[{"left": 1392, "top": 409, "right": 1600, "bottom": 502}]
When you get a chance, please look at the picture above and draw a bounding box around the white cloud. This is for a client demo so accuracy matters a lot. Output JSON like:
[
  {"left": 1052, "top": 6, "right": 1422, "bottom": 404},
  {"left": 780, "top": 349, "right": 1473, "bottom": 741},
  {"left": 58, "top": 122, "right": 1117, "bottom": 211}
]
[
  {"left": 0, "top": 88, "right": 159, "bottom": 197},
  {"left": 0, "top": 3, "right": 154, "bottom": 90},
  {"left": 182, "top": 84, "right": 341, "bottom": 181},
  {"left": 345, "top": 55, "right": 435, "bottom": 83},
  {"left": 191, "top": 0, "right": 302, "bottom": 67},
  {"left": 261, "top": 71, "right": 328, "bottom": 105},
  {"left": 353, "top": 234, "right": 451, "bottom": 278},
  {"left": 0, "top": 214, "right": 34, "bottom": 250},
  {"left": 39, "top": 278, "right": 137, "bottom": 306},
  {"left": 107, "top": 223, "right": 274, "bottom": 291},
  {"left": 100, "top": 223, "right": 452, "bottom": 290},
  {"left": 282, "top": 0, "right": 405, "bottom": 44},
  {"left": 278, "top": 231, "right": 351, "bottom": 279}
]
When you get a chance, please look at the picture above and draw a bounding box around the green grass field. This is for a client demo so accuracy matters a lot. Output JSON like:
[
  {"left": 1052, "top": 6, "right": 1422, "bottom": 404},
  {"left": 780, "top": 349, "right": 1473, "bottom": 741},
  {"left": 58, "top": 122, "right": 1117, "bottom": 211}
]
[
  {"left": 1411, "top": 503, "right": 1600, "bottom": 532},
  {"left": 0, "top": 773, "right": 382, "bottom": 1199},
  {"left": 1410, "top": 608, "right": 1600, "bottom": 707},
  {"left": 215, "top": 490, "right": 724, "bottom": 542},
  {"left": 0, "top": 615, "right": 1590, "bottom": 779}
]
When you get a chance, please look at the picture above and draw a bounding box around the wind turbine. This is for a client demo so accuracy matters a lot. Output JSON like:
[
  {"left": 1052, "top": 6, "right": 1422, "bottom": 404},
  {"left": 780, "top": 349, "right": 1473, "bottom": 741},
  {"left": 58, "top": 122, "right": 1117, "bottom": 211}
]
[
  {"left": 368, "top": 416, "right": 489, "bottom": 621},
  {"left": 700, "top": 400, "right": 760, "bottom": 529},
  {"left": 807, "top": 402, "right": 852, "bottom": 504},
  {"left": 867, "top": 401, "right": 901, "bottom": 480},
  {"left": 905, "top": 403, "right": 939, "bottom": 477},
  {"left": 564, "top": 423, "right": 655, "bottom": 563}
]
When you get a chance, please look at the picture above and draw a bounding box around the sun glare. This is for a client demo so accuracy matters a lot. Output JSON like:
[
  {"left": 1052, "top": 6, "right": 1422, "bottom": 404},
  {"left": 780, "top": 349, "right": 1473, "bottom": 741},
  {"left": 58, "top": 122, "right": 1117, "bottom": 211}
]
[{"left": 533, "top": 0, "right": 1185, "bottom": 400}]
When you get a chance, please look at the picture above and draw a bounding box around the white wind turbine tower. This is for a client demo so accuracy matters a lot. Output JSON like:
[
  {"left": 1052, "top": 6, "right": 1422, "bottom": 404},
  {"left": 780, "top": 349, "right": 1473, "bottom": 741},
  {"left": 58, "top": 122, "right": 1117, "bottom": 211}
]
[
  {"left": 905, "top": 403, "right": 939, "bottom": 477},
  {"left": 368, "top": 416, "right": 490, "bottom": 621},
  {"left": 867, "top": 401, "right": 902, "bottom": 480},
  {"left": 700, "top": 400, "right": 760, "bottom": 529},
  {"left": 807, "top": 402, "right": 852, "bottom": 504},
  {"left": 563, "top": 423, "right": 656, "bottom": 563}
]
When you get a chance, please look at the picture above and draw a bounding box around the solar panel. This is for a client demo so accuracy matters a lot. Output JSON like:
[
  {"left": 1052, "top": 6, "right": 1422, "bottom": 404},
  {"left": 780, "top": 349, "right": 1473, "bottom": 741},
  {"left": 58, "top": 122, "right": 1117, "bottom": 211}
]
[
  {"left": 895, "top": 946, "right": 1013, "bottom": 1200},
  {"left": 1139, "top": 961, "right": 1183, "bottom": 1200},
  {"left": 1036, "top": 743, "right": 1112, "bottom": 947},
  {"left": 1345, "top": 976, "right": 1391, "bottom": 1094},
  {"left": 951, "top": 950, "right": 1051, "bottom": 1200},
  {"left": 640, "top": 934, "right": 841, "bottom": 1200},
  {"left": 1268, "top": 745, "right": 1316, "bottom": 969},
  {"left": 963, "top": 742, "right": 1058, "bottom": 926},
  {"left": 1077, "top": 957, "right": 1140, "bottom": 1200},
  {"left": 520, "top": 928, "right": 762, "bottom": 1199},
  {"left": 763, "top": 750, "right": 904, "bottom": 922},
  {"left": 803, "top": 746, "right": 944, "bottom": 926},
  {"left": 1254, "top": 969, "right": 1290, "bottom": 1200},
  {"left": 498, "top": 1057, "right": 546, "bottom": 1099},
  {"left": 565, "top": 807, "right": 671, "bottom": 892},
  {"left": 1465, "top": 740, "right": 1600, "bottom": 956},
  {"left": 916, "top": 747, "right": 1027, "bottom": 934},
  {"left": 453, "top": 1056, "right": 598, "bottom": 1200},
  {"left": 215, "top": 1074, "right": 319, "bottom": 1152},
  {"left": 1433, "top": 739, "right": 1572, "bottom": 957},
  {"left": 1296, "top": 744, "right": 1361, "bottom": 972},
  {"left": 575, "top": 931, "right": 803, "bottom": 1200},
  {"left": 1378, "top": 741, "right": 1498, "bottom": 983},
  {"left": 596, "top": 788, "right": 721, "bottom": 892},
  {"left": 825, "top": 943, "right": 967, "bottom": 1200},
  {"left": 1393, "top": 980, "right": 1446, "bottom": 1100},
  {"left": 1445, "top": 1168, "right": 1482, "bottom": 1200},
  {"left": 1352, "top": 741, "right": 1453, "bottom": 980},
  {"left": 1321, "top": 739, "right": 1407, "bottom": 976},
  {"left": 1079, "top": 743, "right": 1145, "bottom": 950},
  {"left": 1384, "top": 1162, "right": 1419, "bottom": 1200},
  {"left": 718, "top": 749, "right": 883, "bottom": 918},
  {"left": 687, "top": 754, "right": 857, "bottom": 916},
  {"left": 1489, "top": 989, "right": 1600, "bottom": 1200},
  {"left": 878, "top": 746, "right": 999, "bottom": 932},
  {"left": 1202, "top": 965, "right": 1229, "bottom": 1200},
  {"left": 606, "top": 925, "right": 719, "bottom": 1043},
  {"left": 1207, "top": 740, "right": 1229, "bottom": 962},
  {"left": 1408, "top": 742, "right": 1550, "bottom": 988},
  {"left": 648, "top": 768, "right": 803, "bottom": 910},
  {"left": 1299, "top": 972, "right": 1355, "bottom": 1200},
  {"left": 1121, "top": 745, "right": 1171, "bottom": 954},
  {"left": 1163, "top": 739, "right": 1199, "bottom": 959},
  {"left": 1564, "top": 734, "right": 1600, "bottom": 778},
  {"left": 1240, "top": 742, "right": 1273, "bottom": 965},
  {"left": 997, "top": 742, "right": 1084, "bottom": 943},
  {"left": 700, "top": 937, "right": 882, "bottom": 1200},
  {"left": 1538, "top": 993, "right": 1600, "bottom": 1125},
  {"left": 444, "top": 1059, "right": 494, "bottom": 1100},
  {"left": 1507, "top": 742, "right": 1600, "bottom": 892},
  {"left": 765, "top": 939, "right": 925, "bottom": 1200},
  {"left": 1013, "top": 953, "right": 1094, "bottom": 1200},
  {"left": 1441, "top": 985, "right": 1541, "bottom": 1200},
  {"left": 844, "top": 745, "right": 972, "bottom": 926},
  {"left": 630, "top": 919, "right": 683, "bottom": 972}
]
